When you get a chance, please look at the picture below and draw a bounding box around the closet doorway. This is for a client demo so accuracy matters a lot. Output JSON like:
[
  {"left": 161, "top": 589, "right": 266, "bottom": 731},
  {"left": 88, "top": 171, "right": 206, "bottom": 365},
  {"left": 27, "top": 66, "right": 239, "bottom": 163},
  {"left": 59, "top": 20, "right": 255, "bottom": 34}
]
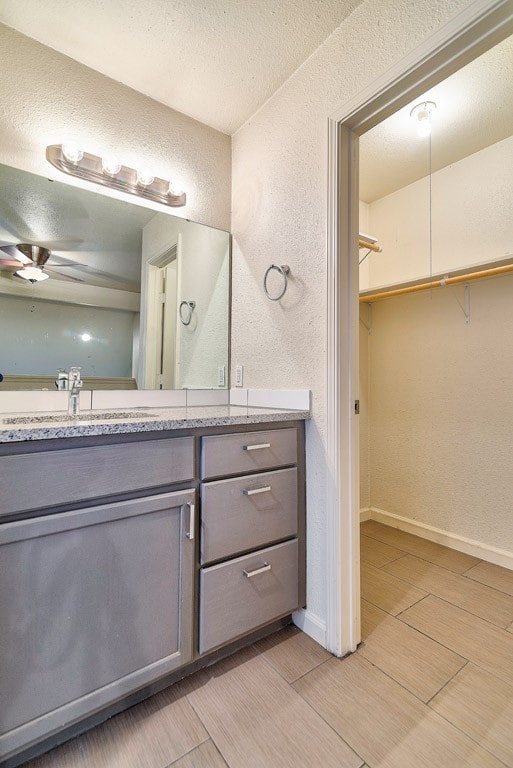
[
  {"left": 357, "top": 26, "right": 513, "bottom": 664},
  {"left": 326, "top": 0, "right": 513, "bottom": 656}
]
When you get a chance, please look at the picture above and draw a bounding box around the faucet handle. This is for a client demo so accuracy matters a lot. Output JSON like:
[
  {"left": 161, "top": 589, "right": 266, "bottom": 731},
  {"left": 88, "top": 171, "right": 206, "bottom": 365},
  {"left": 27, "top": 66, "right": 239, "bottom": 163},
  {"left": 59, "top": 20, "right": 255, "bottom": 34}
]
[{"left": 69, "top": 366, "right": 83, "bottom": 388}]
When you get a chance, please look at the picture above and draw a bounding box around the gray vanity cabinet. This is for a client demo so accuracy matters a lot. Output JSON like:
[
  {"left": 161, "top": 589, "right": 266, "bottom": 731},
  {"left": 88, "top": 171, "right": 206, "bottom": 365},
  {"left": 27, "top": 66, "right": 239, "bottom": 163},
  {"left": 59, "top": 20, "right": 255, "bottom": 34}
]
[
  {"left": 0, "top": 420, "right": 305, "bottom": 765},
  {"left": 0, "top": 488, "right": 195, "bottom": 760},
  {"left": 199, "top": 427, "right": 301, "bottom": 654}
]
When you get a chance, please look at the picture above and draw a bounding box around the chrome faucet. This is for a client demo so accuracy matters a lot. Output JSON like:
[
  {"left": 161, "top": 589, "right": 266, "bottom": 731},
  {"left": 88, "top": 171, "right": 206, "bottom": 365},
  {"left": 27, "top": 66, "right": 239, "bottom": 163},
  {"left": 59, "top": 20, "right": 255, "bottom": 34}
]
[{"left": 68, "top": 367, "right": 83, "bottom": 416}]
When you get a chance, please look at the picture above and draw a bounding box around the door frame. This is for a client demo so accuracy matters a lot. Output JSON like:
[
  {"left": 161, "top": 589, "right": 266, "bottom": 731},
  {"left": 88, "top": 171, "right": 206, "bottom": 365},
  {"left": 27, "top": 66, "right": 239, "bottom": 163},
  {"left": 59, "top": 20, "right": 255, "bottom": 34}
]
[{"left": 326, "top": 0, "right": 513, "bottom": 656}]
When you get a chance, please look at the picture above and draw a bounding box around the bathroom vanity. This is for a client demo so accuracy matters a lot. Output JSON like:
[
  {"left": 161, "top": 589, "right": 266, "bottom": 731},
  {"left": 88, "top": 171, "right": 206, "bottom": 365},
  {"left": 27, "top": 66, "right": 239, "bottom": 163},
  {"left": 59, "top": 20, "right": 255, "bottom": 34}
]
[{"left": 0, "top": 406, "right": 307, "bottom": 766}]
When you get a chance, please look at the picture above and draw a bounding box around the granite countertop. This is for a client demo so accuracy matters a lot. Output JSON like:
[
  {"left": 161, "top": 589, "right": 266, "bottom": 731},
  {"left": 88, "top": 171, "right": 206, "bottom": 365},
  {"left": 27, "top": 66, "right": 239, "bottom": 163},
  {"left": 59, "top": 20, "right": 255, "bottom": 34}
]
[{"left": 0, "top": 405, "right": 310, "bottom": 443}]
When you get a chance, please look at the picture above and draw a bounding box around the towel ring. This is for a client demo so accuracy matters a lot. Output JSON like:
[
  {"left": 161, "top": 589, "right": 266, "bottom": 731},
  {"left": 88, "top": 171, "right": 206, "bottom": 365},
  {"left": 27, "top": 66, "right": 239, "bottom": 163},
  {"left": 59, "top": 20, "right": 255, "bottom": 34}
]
[
  {"left": 264, "top": 264, "right": 290, "bottom": 301},
  {"left": 179, "top": 300, "right": 196, "bottom": 326}
]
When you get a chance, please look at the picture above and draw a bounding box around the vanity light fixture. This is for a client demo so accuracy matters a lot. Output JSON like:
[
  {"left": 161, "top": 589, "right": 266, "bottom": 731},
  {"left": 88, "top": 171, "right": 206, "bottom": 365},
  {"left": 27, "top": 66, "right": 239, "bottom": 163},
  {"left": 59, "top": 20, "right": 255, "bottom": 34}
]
[
  {"left": 101, "top": 155, "right": 122, "bottom": 176},
  {"left": 62, "top": 141, "right": 84, "bottom": 164},
  {"left": 46, "top": 145, "right": 186, "bottom": 208},
  {"left": 410, "top": 101, "right": 436, "bottom": 137}
]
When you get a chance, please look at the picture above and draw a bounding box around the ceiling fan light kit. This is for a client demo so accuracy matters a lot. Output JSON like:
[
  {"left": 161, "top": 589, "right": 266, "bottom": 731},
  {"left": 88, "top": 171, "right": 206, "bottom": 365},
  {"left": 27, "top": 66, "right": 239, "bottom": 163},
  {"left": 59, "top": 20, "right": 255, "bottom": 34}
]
[
  {"left": 15, "top": 265, "right": 49, "bottom": 282},
  {"left": 46, "top": 145, "right": 186, "bottom": 208}
]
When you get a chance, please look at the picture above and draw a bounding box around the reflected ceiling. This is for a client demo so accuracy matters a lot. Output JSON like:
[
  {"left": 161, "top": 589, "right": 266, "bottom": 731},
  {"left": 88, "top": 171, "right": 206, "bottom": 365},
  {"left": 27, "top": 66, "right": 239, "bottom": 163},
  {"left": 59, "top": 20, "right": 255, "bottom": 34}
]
[{"left": 0, "top": 166, "right": 155, "bottom": 291}]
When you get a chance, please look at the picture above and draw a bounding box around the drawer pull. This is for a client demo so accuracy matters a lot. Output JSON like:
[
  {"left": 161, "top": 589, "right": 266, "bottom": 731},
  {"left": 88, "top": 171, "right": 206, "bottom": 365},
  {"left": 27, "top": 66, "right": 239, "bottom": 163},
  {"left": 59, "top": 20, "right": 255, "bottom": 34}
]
[
  {"left": 243, "top": 562, "right": 272, "bottom": 578},
  {"left": 242, "top": 442, "right": 271, "bottom": 451},
  {"left": 242, "top": 485, "right": 272, "bottom": 496},
  {"left": 185, "top": 501, "right": 195, "bottom": 540}
]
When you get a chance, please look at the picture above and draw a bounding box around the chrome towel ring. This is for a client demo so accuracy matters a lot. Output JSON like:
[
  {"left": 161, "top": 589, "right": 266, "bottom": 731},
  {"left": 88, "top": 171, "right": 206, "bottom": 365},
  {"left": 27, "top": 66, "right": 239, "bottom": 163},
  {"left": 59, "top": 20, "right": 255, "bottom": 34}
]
[
  {"left": 179, "top": 300, "right": 196, "bottom": 326},
  {"left": 264, "top": 264, "right": 290, "bottom": 301}
]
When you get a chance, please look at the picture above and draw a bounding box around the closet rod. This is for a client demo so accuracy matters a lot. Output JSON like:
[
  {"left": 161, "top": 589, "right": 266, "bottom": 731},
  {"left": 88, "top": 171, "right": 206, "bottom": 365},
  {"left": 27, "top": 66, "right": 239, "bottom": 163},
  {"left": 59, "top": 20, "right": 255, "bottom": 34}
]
[
  {"left": 359, "top": 238, "right": 381, "bottom": 253},
  {"left": 360, "top": 262, "right": 513, "bottom": 303}
]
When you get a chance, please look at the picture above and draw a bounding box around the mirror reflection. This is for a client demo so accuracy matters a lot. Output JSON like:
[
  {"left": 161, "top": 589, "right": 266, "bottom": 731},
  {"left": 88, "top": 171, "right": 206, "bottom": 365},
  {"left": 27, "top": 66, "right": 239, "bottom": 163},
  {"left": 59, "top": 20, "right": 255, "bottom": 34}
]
[{"left": 0, "top": 164, "right": 230, "bottom": 390}]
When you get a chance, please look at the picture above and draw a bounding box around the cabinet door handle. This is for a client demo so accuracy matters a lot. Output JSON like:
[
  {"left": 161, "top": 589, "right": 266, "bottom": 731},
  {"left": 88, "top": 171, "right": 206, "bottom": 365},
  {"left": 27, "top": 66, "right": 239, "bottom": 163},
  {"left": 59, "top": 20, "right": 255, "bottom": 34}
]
[
  {"left": 185, "top": 501, "right": 195, "bottom": 540},
  {"left": 243, "top": 562, "right": 272, "bottom": 578},
  {"left": 243, "top": 485, "right": 271, "bottom": 496},
  {"left": 242, "top": 442, "right": 271, "bottom": 451}
]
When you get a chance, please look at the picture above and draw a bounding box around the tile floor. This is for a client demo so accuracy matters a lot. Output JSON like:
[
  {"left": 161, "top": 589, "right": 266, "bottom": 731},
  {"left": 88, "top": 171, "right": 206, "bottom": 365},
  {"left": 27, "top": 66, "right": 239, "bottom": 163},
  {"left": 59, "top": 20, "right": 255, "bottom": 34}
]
[{"left": 22, "top": 521, "right": 513, "bottom": 768}]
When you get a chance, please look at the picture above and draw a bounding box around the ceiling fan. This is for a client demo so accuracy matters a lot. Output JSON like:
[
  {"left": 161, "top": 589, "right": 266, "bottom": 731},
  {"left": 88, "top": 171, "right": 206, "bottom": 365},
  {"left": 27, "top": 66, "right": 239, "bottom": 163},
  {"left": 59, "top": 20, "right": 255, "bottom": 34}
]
[
  {"left": 0, "top": 243, "right": 63, "bottom": 283},
  {"left": 0, "top": 243, "right": 137, "bottom": 289}
]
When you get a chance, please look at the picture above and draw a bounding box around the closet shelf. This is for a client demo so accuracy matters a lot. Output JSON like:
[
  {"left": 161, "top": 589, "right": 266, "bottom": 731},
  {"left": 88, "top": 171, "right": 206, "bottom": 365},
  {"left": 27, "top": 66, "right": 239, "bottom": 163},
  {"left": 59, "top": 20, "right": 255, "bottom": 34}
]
[{"left": 360, "top": 261, "right": 513, "bottom": 303}]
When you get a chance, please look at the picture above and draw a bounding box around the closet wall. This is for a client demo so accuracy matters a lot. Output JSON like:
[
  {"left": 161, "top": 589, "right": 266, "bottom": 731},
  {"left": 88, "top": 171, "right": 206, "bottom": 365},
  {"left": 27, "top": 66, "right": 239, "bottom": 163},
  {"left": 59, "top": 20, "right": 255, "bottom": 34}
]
[{"left": 360, "top": 132, "right": 513, "bottom": 558}]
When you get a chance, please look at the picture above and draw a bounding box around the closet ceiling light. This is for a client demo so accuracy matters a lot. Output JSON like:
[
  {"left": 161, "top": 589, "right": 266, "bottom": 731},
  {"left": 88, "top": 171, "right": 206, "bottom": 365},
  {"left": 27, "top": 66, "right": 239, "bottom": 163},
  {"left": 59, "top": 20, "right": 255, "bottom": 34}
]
[
  {"left": 46, "top": 145, "right": 186, "bottom": 208},
  {"left": 410, "top": 101, "right": 436, "bottom": 138}
]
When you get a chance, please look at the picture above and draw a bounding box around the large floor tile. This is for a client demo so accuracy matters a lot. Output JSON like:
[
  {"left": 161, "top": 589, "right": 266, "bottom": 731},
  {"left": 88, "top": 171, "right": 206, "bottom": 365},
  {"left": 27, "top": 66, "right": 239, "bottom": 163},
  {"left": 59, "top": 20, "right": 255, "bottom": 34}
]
[
  {"left": 360, "top": 534, "right": 405, "bottom": 568},
  {"left": 81, "top": 685, "right": 208, "bottom": 768},
  {"left": 359, "top": 600, "right": 466, "bottom": 702},
  {"left": 400, "top": 594, "right": 513, "bottom": 687},
  {"left": 384, "top": 554, "right": 513, "bottom": 628},
  {"left": 430, "top": 663, "right": 513, "bottom": 767},
  {"left": 361, "top": 561, "right": 427, "bottom": 616},
  {"left": 169, "top": 741, "right": 228, "bottom": 768},
  {"left": 183, "top": 647, "right": 363, "bottom": 768},
  {"left": 293, "top": 653, "right": 501, "bottom": 768},
  {"left": 254, "top": 624, "right": 331, "bottom": 683},
  {"left": 465, "top": 560, "right": 513, "bottom": 596},
  {"left": 361, "top": 521, "right": 480, "bottom": 573}
]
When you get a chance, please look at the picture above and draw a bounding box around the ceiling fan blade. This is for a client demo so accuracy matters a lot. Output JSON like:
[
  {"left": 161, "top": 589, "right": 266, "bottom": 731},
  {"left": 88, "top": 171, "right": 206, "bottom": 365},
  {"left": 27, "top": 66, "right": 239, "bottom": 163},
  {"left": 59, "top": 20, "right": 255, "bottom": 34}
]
[
  {"left": 46, "top": 266, "right": 86, "bottom": 283},
  {"left": 0, "top": 244, "right": 31, "bottom": 264},
  {"left": 0, "top": 259, "right": 24, "bottom": 267}
]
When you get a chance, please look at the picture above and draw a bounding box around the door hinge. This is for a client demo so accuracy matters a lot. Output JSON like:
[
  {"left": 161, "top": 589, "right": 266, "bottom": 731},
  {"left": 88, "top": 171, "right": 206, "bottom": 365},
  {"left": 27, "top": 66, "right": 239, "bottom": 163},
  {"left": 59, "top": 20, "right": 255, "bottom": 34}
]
[
  {"left": 354, "top": 400, "right": 360, "bottom": 415},
  {"left": 158, "top": 292, "right": 166, "bottom": 304}
]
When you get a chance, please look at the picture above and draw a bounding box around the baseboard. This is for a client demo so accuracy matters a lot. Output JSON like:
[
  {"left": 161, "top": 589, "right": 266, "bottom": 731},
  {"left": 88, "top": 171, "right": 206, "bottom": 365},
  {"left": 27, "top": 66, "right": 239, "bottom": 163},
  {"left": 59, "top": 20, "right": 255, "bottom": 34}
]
[
  {"left": 359, "top": 507, "right": 372, "bottom": 522},
  {"left": 292, "top": 609, "right": 327, "bottom": 647},
  {"left": 366, "top": 506, "right": 513, "bottom": 571}
]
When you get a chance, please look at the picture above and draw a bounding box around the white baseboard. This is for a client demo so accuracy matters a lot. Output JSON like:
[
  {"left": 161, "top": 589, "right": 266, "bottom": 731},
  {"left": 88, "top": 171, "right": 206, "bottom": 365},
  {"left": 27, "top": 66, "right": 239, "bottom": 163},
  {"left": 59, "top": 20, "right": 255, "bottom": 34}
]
[
  {"left": 292, "top": 609, "right": 327, "bottom": 647},
  {"left": 359, "top": 507, "right": 372, "bottom": 522},
  {"left": 365, "top": 506, "right": 513, "bottom": 571}
]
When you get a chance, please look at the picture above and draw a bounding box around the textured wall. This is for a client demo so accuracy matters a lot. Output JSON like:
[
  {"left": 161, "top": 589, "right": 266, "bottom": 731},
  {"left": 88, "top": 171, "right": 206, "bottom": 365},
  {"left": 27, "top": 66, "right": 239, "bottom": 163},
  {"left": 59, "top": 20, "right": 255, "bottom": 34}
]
[
  {"left": 231, "top": 0, "right": 474, "bottom": 623},
  {"left": 366, "top": 134, "right": 513, "bottom": 289},
  {"left": 359, "top": 312, "right": 371, "bottom": 509},
  {"left": 0, "top": 25, "right": 231, "bottom": 231},
  {"left": 369, "top": 275, "right": 513, "bottom": 550}
]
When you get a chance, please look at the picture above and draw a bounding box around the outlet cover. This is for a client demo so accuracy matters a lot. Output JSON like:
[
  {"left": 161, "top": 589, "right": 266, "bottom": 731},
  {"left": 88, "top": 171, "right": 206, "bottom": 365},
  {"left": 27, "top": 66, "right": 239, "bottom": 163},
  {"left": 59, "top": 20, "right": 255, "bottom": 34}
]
[{"left": 235, "top": 365, "right": 243, "bottom": 387}]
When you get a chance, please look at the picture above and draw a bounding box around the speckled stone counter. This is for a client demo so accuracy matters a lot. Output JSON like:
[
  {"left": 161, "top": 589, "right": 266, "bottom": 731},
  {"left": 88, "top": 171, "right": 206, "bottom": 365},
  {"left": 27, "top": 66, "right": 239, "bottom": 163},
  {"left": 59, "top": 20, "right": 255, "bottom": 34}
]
[{"left": 0, "top": 405, "right": 310, "bottom": 443}]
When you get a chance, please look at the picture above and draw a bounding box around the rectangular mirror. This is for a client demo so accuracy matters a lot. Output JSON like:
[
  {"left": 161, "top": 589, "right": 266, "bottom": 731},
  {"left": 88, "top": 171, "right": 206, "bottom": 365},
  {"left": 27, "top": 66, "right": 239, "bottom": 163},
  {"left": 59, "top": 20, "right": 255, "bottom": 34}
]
[{"left": 0, "top": 163, "right": 230, "bottom": 390}]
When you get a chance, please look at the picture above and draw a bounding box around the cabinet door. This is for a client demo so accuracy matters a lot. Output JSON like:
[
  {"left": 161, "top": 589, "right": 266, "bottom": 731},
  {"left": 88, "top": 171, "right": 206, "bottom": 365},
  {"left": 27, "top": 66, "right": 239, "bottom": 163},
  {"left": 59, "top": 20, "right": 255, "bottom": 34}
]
[{"left": 0, "top": 489, "right": 196, "bottom": 762}]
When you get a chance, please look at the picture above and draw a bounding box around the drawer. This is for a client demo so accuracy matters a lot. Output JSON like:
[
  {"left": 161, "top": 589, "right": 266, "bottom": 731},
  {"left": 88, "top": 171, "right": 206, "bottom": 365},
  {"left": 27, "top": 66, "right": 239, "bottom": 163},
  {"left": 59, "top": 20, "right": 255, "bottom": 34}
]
[
  {"left": 199, "top": 539, "right": 298, "bottom": 654},
  {"left": 201, "top": 427, "right": 297, "bottom": 479},
  {"left": 0, "top": 437, "right": 194, "bottom": 516},
  {"left": 201, "top": 468, "right": 297, "bottom": 564}
]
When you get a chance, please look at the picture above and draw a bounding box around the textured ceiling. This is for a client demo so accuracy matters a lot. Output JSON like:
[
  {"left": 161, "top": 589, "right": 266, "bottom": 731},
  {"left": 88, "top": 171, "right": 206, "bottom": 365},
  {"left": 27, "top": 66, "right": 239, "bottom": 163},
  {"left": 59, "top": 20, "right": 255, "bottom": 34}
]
[
  {"left": 0, "top": 0, "right": 361, "bottom": 135},
  {"left": 360, "top": 34, "right": 513, "bottom": 203}
]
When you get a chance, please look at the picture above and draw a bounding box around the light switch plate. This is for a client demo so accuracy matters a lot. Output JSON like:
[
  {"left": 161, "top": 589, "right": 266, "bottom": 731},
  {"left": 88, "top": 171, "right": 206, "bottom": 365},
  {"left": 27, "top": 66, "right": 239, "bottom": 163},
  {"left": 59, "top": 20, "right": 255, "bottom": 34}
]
[{"left": 235, "top": 365, "right": 243, "bottom": 387}]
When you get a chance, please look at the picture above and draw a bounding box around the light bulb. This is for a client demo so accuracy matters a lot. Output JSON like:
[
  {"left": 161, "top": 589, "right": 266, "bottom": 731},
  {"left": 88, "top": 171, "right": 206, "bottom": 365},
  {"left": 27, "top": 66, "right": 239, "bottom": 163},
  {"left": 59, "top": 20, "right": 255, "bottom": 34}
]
[
  {"left": 62, "top": 142, "right": 83, "bottom": 164},
  {"left": 136, "top": 169, "right": 155, "bottom": 186},
  {"left": 15, "top": 266, "right": 49, "bottom": 282},
  {"left": 417, "top": 113, "right": 432, "bottom": 138},
  {"left": 102, "top": 156, "right": 122, "bottom": 176},
  {"left": 80, "top": 332, "right": 92, "bottom": 342},
  {"left": 168, "top": 181, "right": 184, "bottom": 197},
  {"left": 410, "top": 101, "right": 436, "bottom": 139}
]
